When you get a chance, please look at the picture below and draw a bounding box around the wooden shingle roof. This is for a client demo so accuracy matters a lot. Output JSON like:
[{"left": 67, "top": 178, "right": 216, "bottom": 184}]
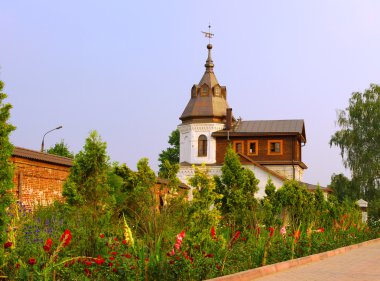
[
  {"left": 180, "top": 44, "right": 231, "bottom": 123},
  {"left": 12, "top": 146, "right": 73, "bottom": 167},
  {"left": 213, "top": 119, "right": 306, "bottom": 142}
]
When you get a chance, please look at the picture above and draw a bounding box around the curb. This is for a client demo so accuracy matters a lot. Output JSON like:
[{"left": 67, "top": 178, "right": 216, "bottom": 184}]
[{"left": 206, "top": 237, "right": 380, "bottom": 281}]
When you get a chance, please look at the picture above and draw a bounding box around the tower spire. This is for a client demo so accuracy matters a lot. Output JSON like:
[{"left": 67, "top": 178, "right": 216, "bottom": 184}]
[{"left": 202, "top": 25, "right": 215, "bottom": 73}]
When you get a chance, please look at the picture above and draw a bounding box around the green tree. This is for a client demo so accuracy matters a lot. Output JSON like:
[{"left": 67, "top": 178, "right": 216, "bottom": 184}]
[
  {"left": 275, "top": 181, "right": 315, "bottom": 230},
  {"left": 158, "top": 129, "right": 179, "bottom": 175},
  {"left": 329, "top": 173, "right": 360, "bottom": 202},
  {"left": 47, "top": 139, "right": 74, "bottom": 158},
  {"left": 187, "top": 164, "right": 223, "bottom": 242},
  {"left": 260, "top": 179, "right": 281, "bottom": 227},
  {"left": 62, "top": 130, "right": 111, "bottom": 208},
  {"left": 330, "top": 84, "right": 380, "bottom": 201},
  {"left": 215, "top": 146, "right": 259, "bottom": 228},
  {"left": 0, "top": 80, "right": 16, "bottom": 244}
]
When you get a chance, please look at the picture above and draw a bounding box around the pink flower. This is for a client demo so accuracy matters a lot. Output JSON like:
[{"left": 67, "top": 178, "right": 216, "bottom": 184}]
[{"left": 280, "top": 226, "right": 286, "bottom": 237}]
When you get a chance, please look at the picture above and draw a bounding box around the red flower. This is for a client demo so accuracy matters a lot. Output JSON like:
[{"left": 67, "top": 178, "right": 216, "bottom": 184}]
[
  {"left": 108, "top": 262, "right": 113, "bottom": 267},
  {"left": 15, "top": 263, "right": 20, "bottom": 269},
  {"left": 113, "top": 267, "right": 117, "bottom": 272},
  {"left": 206, "top": 253, "right": 214, "bottom": 258},
  {"left": 125, "top": 253, "right": 132, "bottom": 259},
  {"left": 256, "top": 227, "right": 261, "bottom": 236},
  {"left": 28, "top": 258, "right": 37, "bottom": 265},
  {"left": 211, "top": 226, "right": 216, "bottom": 239},
  {"left": 232, "top": 230, "right": 241, "bottom": 242},
  {"left": 315, "top": 228, "right": 324, "bottom": 233},
  {"left": 60, "top": 230, "right": 72, "bottom": 247},
  {"left": 4, "top": 241, "right": 12, "bottom": 249},
  {"left": 294, "top": 230, "right": 301, "bottom": 242},
  {"left": 169, "top": 260, "right": 175, "bottom": 265},
  {"left": 269, "top": 227, "right": 274, "bottom": 237},
  {"left": 84, "top": 260, "right": 92, "bottom": 266},
  {"left": 111, "top": 251, "right": 117, "bottom": 256},
  {"left": 114, "top": 237, "right": 118, "bottom": 241},
  {"left": 84, "top": 268, "right": 91, "bottom": 276},
  {"left": 43, "top": 238, "right": 53, "bottom": 252},
  {"left": 99, "top": 233, "right": 105, "bottom": 238},
  {"left": 94, "top": 255, "right": 105, "bottom": 265},
  {"left": 122, "top": 239, "right": 127, "bottom": 244},
  {"left": 110, "top": 256, "right": 115, "bottom": 261}
]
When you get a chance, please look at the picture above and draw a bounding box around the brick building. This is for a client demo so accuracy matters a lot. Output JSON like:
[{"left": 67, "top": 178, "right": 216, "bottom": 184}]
[
  {"left": 11, "top": 147, "right": 73, "bottom": 209},
  {"left": 11, "top": 147, "right": 189, "bottom": 210}
]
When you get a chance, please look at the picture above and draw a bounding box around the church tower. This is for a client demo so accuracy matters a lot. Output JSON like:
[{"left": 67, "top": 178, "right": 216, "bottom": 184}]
[{"left": 178, "top": 43, "right": 231, "bottom": 165}]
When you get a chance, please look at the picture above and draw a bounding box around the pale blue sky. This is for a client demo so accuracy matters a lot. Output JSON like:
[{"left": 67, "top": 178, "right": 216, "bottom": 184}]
[{"left": 1, "top": 1, "right": 380, "bottom": 186}]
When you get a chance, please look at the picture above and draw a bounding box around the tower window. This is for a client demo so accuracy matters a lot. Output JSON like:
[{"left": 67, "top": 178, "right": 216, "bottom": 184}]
[
  {"left": 268, "top": 140, "right": 283, "bottom": 155},
  {"left": 214, "top": 86, "right": 220, "bottom": 96},
  {"left": 198, "top": 135, "right": 207, "bottom": 157},
  {"left": 247, "top": 140, "right": 258, "bottom": 156},
  {"left": 201, "top": 85, "right": 209, "bottom": 96}
]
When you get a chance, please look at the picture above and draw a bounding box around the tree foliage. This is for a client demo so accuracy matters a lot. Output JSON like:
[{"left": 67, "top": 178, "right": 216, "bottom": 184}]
[
  {"left": 187, "top": 164, "right": 223, "bottom": 242},
  {"left": 62, "top": 130, "right": 112, "bottom": 208},
  {"left": 329, "top": 173, "right": 360, "bottom": 202},
  {"left": 215, "top": 146, "right": 259, "bottom": 227},
  {"left": 0, "top": 80, "right": 16, "bottom": 243},
  {"left": 330, "top": 84, "right": 380, "bottom": 200},
  {"left": 47, "top": 139, "right": 74, "bottom": 158},
  {"left": 158, "top": 129, "right": 179, "bottom": 176}
]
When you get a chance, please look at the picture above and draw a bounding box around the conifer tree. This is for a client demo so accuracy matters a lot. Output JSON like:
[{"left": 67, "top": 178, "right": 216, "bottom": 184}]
[
  {"left": 187, "top": 164, "right": 222, "bottom": 242},
  {"left": 0, "top": 80, "right": 16, "bottom": 243},
  {"left": 47, "top": 139, "right": 74, "bottom": 158},
  {"left": 62, "top": 130, "right": 111, "bottom": 208},
  {"left": 216, "top": 146, "right": 259, "bottom": 227}
]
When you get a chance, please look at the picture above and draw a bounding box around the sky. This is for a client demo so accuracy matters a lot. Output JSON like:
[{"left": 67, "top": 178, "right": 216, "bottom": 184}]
[{"left": 1, "top": 1, "right": 380, "bottom": 187}]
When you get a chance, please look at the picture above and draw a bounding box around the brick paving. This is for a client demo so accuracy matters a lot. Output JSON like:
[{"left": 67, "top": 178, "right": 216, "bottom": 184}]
[{"left": 255, "top": 240, "right": 380, "bottom": 281}]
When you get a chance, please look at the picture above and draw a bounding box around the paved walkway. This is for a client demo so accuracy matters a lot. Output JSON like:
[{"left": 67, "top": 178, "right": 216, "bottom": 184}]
[{"left": 255, "top": 240, "right": 380, "bottom": 281}]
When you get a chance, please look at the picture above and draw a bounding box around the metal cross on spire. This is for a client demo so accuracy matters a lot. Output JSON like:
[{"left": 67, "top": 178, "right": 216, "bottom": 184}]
[{"left": 202, "top": 24, "right": 214, "bottom": 44}]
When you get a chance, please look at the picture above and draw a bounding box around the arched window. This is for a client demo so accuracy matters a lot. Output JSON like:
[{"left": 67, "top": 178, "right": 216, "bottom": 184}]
[{"left": 198, "top": 135, "right": 207, "bottom": 157}]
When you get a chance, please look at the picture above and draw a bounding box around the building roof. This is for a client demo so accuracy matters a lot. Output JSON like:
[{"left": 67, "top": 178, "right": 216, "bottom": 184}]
[
  {"left": 300, "top": 182, "right": 333, "bottom": 193},
  {"left": 12, "top": 146, "right": 73, "bottom": 167},
  {"left": 238, "top": 153, "right": 288, "bottom": 181},
  {"left": 156, "top": 177, "right": 190, "bottom": 190},
  {"left": 180, "top": 44, "right": 231, "bottom": 123},
  {"left": 213, "top": 119, "right": 306, "bottom": 142}
]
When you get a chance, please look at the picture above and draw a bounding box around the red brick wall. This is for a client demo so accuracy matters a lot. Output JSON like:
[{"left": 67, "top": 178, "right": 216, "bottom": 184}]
[{"left": 11, "top": 156, "right": 71, "bottom": 209}]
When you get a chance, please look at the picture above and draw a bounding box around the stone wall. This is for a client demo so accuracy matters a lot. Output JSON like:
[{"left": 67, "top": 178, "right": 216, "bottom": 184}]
[{"left": 11, "top": 156, "right": 71, "bottom": 209}]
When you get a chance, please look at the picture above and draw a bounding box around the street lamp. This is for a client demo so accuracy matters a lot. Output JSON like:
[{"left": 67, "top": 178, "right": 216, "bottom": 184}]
[{"left": 41, "top": 126, "right": 63, "bottom": 152}]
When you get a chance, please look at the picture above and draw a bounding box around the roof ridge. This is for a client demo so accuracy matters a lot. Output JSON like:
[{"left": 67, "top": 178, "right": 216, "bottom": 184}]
[{"left": 237, "top": 153, "right": 287, "bottom": 181}]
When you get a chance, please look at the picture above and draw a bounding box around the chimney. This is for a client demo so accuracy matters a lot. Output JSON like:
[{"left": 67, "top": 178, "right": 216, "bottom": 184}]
[{"left": 226, "top": 108, "right": 232, "bottom": 130}]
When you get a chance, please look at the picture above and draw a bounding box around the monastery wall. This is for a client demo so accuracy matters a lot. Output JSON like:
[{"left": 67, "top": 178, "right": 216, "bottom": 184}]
[{"left": 11, "top": 156, "right": 70, "bottom": 210}]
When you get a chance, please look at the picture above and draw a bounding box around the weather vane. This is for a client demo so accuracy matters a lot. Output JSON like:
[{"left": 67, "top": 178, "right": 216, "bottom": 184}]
[{"left": 201, "top": 24, "right": 214, "bottom": 44}]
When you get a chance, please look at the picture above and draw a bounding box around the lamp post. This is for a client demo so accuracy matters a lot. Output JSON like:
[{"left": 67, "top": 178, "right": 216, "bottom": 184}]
[{"left": 41, "top": 126, "right": 63, "bottom": 152}]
